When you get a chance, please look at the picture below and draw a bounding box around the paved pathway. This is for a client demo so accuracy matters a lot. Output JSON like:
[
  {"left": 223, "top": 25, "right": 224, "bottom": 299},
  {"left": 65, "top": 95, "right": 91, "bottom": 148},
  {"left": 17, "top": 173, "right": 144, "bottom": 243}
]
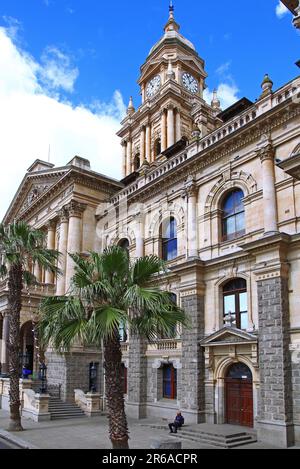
[
  {"left": 0, "top": 410, "right": 291, "bottom": 450},
  {"left": 0, "top": 437, "right": 20, "bottom": 449}
]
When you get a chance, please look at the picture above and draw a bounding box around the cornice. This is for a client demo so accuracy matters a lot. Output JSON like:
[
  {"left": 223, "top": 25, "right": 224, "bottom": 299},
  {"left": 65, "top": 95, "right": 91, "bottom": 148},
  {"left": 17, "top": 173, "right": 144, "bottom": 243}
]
[
  {"left": 10, "top": 169, "right": 122, "bottom": 224},
  {"left": 115, "top": 102, "right": 300, "bottom": 204}
]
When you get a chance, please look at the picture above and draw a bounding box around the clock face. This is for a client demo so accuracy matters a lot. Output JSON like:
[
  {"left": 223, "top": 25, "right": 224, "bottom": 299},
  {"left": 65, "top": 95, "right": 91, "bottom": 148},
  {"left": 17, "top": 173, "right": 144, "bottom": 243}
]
[
  {"left": 182, "top": 73, "right": 199, "bottom": 94},
  {"left": 146, "top": 75, "right": 161, "bottom": 98}
]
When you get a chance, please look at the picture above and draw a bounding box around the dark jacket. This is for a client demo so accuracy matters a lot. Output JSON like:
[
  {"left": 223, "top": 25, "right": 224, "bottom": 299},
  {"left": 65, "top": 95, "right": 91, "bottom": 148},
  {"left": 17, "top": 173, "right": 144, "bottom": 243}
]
[{"left": 175, "top": 415, "right": 184, "bottom": 427}]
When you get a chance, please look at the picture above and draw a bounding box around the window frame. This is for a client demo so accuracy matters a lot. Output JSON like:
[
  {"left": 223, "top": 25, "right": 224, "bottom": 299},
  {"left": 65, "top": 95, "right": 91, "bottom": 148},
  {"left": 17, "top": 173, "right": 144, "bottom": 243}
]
[
  {"left": 162, "top": 364, "right": 177, "bottom": 400},
  {"left": 221, "top": 189, "right": 246, "bottom": 242},
  {"left": 223, "top": 279, "right": 248, "bottom": 330},
  {"left": 161, "top": 217, "right": 178, "bottom": 262}
]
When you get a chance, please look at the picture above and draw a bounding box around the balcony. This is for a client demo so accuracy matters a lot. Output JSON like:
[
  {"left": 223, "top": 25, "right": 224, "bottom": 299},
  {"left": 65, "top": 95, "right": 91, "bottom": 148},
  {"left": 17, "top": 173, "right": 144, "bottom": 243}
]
[{"left": 147, "top": 339, "right": 182, "bottom": 354}]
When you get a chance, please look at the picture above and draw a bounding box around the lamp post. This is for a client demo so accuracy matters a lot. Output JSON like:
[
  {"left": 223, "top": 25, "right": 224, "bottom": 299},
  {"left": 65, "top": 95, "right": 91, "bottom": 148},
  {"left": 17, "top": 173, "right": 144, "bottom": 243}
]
[
  {"left": 89, "top": 363, "right": 98, "bottom": 393},
  {"left": 39, "top": 363, "right": 47, "bottom": 394}
]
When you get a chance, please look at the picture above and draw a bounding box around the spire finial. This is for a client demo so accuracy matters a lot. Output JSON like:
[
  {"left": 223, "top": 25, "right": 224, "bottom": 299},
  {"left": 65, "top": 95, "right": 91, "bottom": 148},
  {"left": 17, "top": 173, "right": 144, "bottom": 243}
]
[
  {"left": 164, "top": 0, "right": 180, "bottom": 32},
  {"left": 127, "top": 96, "right": 135, "bottom": 115}
]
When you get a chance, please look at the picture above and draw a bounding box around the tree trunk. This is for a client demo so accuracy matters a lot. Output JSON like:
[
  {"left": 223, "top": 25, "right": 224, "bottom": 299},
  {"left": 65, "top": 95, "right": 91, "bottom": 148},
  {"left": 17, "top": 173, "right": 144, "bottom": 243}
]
[
  {"left": 104, "top": 333, "right": 129, "bottom": 449},
  {"left": 7, "top": 263, "right": 23, "bottom": 432}
]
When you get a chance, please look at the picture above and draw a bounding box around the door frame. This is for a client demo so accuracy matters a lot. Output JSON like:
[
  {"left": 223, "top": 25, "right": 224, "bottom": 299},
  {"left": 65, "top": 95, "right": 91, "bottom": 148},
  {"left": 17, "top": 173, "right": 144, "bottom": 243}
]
[{"left": 225, "top": 375, "right": 254, "bottom": 427}]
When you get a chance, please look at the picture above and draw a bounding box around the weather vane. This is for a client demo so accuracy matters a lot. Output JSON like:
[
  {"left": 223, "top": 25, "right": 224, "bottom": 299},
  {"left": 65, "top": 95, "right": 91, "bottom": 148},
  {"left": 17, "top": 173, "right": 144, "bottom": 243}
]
[{"left": 169, "top": 1, "right": 174, "bottom": 13}]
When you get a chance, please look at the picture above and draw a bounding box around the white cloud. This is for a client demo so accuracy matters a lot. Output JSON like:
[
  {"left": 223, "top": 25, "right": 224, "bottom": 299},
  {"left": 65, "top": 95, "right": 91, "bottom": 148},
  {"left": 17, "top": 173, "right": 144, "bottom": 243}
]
[
  {"left": 39, "top": 46, "right": 79, "bottom": 93},
  {"left": 204, "top": 83, "right": 240, "bottom": 110},
  {"left": 0, "top": 27, "right": 125, "bottom": 220},
  {"left": 276, "top": 1, "right": 289, "bottom": 18}
]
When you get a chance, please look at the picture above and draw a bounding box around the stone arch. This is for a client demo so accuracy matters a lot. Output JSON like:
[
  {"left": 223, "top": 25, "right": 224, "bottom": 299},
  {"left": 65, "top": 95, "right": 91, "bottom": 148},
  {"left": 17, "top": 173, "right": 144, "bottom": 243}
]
[
  {"left": 110, "top": 229, "right": 136, "bottom": 247},
  {"left": 204, "top": 171, "right": 257, "bottom": 214},
  {"left": 215, "top": 356, "right": 258, "bottom": 382},
  {"left": 291, "top": 142, "right": 300, "bottom": 157},
  {"left": 148, "top": 204, "right": 185, "bottom": 238}
]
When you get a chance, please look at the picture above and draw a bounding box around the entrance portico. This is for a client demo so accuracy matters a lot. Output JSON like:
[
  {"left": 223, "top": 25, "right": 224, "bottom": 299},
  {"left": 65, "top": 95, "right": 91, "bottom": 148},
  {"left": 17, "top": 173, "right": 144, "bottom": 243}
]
[{"left": 201, "top": 326, "right": 259, "bottom": 428}]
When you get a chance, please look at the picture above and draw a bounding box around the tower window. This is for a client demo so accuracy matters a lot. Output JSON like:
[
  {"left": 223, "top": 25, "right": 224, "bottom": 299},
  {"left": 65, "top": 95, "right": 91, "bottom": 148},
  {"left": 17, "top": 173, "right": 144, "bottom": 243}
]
[
  {"left": 222, "top": 190, "right": 245, "bottom": 241},
  {"left": 134, "top": 155, "right": 141, "bottom": 171},
  {"left": 155, "top": 138, "right": 161, "bottom": 158},
  {"left": 161, "top": 217, "right": 178, "bottom": 261}
]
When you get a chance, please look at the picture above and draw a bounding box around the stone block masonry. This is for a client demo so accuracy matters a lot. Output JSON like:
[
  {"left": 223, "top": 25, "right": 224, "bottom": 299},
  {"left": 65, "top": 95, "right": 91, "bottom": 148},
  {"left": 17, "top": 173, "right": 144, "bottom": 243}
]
[
  {"left": 257, "top": 276, "right": 294, "bottom": 447},
  {"left": 180, "top": 294, "right": 205, "bottom": 423}
]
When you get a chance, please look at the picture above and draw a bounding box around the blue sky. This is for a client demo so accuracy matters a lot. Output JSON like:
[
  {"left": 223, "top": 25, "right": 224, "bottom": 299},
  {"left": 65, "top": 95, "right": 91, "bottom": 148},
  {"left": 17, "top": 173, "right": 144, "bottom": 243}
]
[
  {"left": 0, "top": 0, "right": 298, "bottom": 104},
  {"left": 0, "top": 0, "right": 298, "bottom": 218}
]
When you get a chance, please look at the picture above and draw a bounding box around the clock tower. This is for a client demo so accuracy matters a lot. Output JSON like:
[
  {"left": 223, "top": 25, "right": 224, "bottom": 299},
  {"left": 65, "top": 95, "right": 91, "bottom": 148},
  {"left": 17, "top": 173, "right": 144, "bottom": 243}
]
[{"left": 118, "top": 3, "right": 221, "bottom": 179}]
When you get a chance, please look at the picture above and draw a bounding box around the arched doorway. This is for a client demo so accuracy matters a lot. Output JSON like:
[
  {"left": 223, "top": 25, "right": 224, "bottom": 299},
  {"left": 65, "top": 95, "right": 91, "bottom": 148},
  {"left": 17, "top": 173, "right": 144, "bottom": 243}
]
[{"left": 225, "top": 363, "right": 253, "bottom": 427}]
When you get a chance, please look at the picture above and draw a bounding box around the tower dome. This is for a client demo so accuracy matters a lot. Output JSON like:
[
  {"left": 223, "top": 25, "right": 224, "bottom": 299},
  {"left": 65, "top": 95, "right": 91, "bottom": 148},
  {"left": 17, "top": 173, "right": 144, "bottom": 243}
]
[{"left": 148, "top": 2, "right": 196, "bottom": 56}]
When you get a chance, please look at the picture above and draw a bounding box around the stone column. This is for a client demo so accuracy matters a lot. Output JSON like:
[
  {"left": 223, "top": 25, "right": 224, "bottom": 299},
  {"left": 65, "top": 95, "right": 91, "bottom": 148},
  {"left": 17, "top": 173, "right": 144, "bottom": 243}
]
[
  {"left": 145, "top": 125, "right": 151, "bottom": 163},
  {"left": 167, "top": 105, "right": 175, "bottom": 148},
  {"left": 33, "top": 262, "right": 42, "bottom": 283},
  {"left": 175, "top": 108, "right": 181, "bottom": 142},
  {"left": 242, "top": 234, "right": 294, "bottom": 447},
  {"left": 45, "top": 220, "right": 56, "bottom": 285},
  {"left": 140, "top": 126, "right": 146, "bottom": 165},
  {"left": 185, "top": 178, "right": 198, "bottom": 259},
  {"left": 127, "top": 139, "right": 132, "bottom": 176},
  {"left": 56, "top": 207, "right": 69, "bottom": 296},
  {"left": 173, "top": 260, "right": 206, "bottom": 424},
  {"left": 65, "top": 201, "right": 86, "bottom": 292},
  {"left": 126, "top": 333, "right": 148, "bottom": 419},
  {"left": 257, "top": 138, "right": 278, "bottom": 236},
  {"left": 161, "top": 110, "right": 167, "bottom": 152},
  {"left": 122, "top": 141, "right": 127, "bottom": 178},
  {"left": 1, "top": 313, "right": 10, "bottom": 374},
  {"left": 135, "top": 212, "right": 145, "bottom": 258}
]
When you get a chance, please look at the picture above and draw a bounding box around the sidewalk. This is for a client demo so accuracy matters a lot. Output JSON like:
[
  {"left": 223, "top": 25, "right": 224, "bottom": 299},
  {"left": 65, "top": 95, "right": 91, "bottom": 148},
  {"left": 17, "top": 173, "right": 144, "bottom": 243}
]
[{"left": 0, "top": 410, "right": 286, "bottom": 450}]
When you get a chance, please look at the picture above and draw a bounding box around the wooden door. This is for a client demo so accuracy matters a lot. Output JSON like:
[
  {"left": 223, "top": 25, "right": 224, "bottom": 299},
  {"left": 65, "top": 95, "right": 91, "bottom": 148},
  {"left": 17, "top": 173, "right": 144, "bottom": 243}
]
[{"left": 225, "top": 378, "right": 253, "bottom": 427}]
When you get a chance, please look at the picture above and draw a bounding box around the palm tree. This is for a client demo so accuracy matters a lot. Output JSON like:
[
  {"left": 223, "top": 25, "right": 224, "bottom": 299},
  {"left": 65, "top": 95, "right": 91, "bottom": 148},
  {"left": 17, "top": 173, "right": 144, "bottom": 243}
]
[
  {"left": 0, "top": 221, "right": 60, "bottom": 432},
  {"left": 38, "top": 246, "right": 188, "bottom": 449}
]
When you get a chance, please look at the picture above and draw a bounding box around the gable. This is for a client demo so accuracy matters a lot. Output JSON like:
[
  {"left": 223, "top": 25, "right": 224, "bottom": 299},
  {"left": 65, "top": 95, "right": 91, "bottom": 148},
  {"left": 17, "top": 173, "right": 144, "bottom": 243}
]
[
  {"left": 3, "top": 170, "right": 68, "bottom": 224},
  {"left": 201, "top": 326, "right": 258, "bottom": 347}
]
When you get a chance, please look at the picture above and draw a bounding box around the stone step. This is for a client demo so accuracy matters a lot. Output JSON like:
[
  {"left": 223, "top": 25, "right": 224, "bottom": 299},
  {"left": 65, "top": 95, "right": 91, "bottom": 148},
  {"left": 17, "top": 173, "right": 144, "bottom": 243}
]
[
  {"left": 48, "top": 397, "right": 85, "bottom": 420},
  {"left": 141, "top": 424, "right": 257, "bottom": 449}
]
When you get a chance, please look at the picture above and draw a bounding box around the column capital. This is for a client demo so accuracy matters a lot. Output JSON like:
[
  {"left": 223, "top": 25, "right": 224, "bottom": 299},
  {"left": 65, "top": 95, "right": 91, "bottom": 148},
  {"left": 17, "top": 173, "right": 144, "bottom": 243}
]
[
  {"left": 57, "top": 207, "right": 69, "bottom": 224},
  {"left": 121, "top": 140, "right": 128, "bottom": 147},
  {"left": 166, "top": 102, "right": 175, "bottom": 111},
  {"left": 67, "top": 201, "right": 87, "bottom": 218},
  {"left": 184, "top": 177, "right": 198, "bottom": 198},
  {"left": 256, "top": 135, "right": 275, "bottom": 162},
  {"left": 46, "top": 219, "right": 57, "bottom": 231}
]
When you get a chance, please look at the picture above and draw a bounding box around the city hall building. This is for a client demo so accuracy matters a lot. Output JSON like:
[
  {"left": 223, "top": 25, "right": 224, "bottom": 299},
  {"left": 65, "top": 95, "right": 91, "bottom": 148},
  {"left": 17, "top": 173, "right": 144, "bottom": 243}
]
[{"left": 1, "top": 5, "right": 300, "bottom": 448}]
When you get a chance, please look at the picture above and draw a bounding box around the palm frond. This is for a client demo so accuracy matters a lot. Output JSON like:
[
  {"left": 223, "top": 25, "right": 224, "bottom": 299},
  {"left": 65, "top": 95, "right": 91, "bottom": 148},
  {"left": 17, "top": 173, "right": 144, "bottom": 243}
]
[{"left": 130, "top": 256, "right": 165, "bottom": 286}]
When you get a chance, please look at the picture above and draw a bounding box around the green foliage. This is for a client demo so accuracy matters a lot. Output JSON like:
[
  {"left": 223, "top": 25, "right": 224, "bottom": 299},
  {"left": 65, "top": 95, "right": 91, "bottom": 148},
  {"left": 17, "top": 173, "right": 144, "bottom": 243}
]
[
  {"left": 39, "top": 246, "right": 188, "bottom": 351},
  {"left": 0, "top": 221, "right": 60, "bottom": 285}
]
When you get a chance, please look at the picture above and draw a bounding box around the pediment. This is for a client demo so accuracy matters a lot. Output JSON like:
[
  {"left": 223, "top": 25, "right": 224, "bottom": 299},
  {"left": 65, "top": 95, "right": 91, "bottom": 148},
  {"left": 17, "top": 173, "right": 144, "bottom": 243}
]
[
  {"left": 3, "top": 169, "right": 67, "bottom": 223},
  {"left": 201, "top": 326, "right": 258, "bottom": 347}
]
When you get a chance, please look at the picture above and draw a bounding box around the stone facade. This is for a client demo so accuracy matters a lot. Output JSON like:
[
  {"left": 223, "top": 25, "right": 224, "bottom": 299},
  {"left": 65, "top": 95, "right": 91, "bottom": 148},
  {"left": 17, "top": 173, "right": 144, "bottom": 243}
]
[
  {"left": 1, "top": 5, "right": 300, "bottom": 447},
  {"left": 46, "top": 350, "right": 103, "bottom": 402},
  {"left": 257, "top": 277, "right": 294, "bottom": 446}
]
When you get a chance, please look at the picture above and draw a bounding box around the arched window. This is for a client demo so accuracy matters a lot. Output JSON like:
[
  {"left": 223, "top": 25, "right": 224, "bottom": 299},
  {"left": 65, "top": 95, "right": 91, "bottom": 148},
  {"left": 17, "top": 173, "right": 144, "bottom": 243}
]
[
  {"left": 163, "top": 364, "right": 177, "bottom": 400},
  {"left": 161, "top": 217, "right": 178, "bottom": 261},
  {"left": 223, "top": 279, "right": 248, "bottom": 330},
  {"left": 222, "top": 189, "right": 245, "bottom": 241},
  {"left": 134, "top": 154, "right": 141, "bottom": 171},
  {"left": 118, "top": 238, "right": 129, "bottom": 252},
  {"left": 154, "top": 138, "right": 161, "bottom": 158}
]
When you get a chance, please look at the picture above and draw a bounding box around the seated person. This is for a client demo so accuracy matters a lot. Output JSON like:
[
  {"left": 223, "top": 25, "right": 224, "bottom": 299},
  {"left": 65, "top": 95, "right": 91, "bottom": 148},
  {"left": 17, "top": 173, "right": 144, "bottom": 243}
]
[{"left": 168, "top": 412, "right": 184, "bottom": 434}]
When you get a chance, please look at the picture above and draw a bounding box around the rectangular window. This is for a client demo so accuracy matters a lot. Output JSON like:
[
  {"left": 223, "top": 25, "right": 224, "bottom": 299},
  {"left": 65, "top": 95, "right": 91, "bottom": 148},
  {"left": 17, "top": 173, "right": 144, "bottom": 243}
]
[{"left": 163, "top": 365, "right": 177, "bottom": 400}]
